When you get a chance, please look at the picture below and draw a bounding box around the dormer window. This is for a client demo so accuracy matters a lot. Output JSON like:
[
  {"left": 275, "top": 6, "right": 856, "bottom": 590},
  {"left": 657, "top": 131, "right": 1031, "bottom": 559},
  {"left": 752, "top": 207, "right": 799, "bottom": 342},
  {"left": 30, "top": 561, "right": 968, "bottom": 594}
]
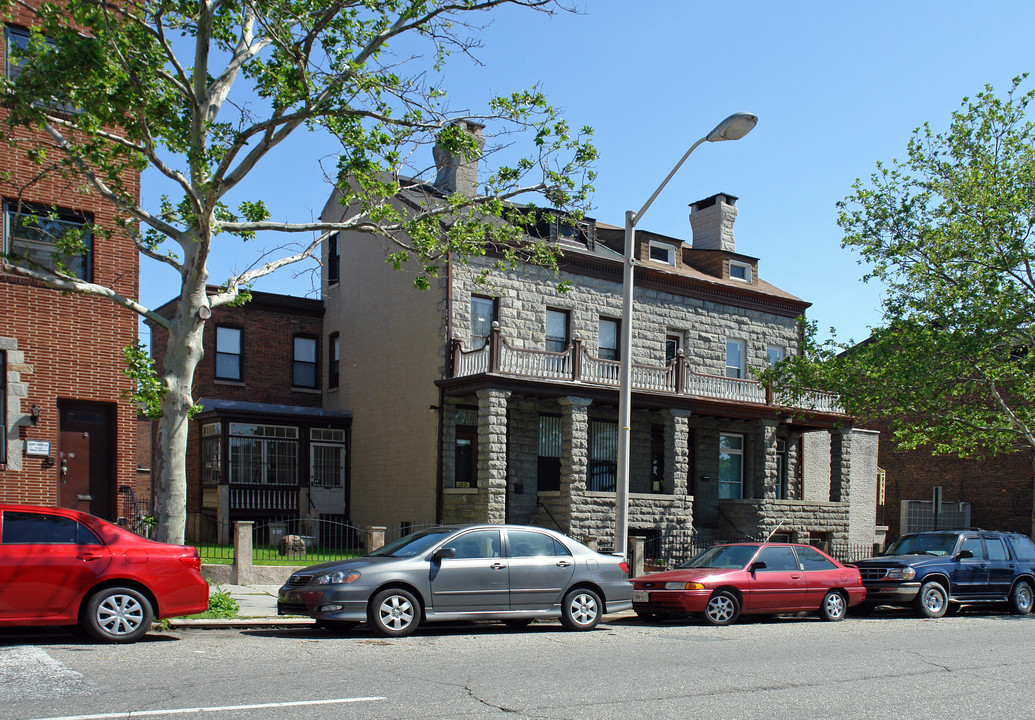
[
  {"left": 648, "top": 240, "right": 675, "bottom": 266},
  {"left": 729, "top": 261, "right": 752, "bottom": 282}
]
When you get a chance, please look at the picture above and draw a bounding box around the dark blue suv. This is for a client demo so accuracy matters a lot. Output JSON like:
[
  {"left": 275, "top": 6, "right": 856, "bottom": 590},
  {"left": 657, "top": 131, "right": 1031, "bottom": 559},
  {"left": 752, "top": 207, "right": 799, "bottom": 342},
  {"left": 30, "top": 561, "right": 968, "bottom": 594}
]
[{"left": 853, "top": 530, "right": 1035, "bottom": 618}]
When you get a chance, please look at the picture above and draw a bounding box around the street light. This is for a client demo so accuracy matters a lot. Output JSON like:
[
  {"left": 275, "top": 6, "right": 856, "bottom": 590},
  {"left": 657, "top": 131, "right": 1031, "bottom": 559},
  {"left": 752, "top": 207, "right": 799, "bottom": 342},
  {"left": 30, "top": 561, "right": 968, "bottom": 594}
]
[{"left": 614, "top": 112, "right": 758, "bottom": 559}]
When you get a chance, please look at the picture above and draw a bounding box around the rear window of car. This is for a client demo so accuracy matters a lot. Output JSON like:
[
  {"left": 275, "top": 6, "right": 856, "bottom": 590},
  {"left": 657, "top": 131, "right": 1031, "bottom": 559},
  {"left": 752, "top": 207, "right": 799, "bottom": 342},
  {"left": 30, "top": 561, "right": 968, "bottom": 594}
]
[
  {"left": 0, "top": 511, "right": 101, "bottom": 545},
  {"left": 795, "top": 546, "right": 837, "bottom": 571},
  {"left": 1008, "top": 535, "right": 1035, "bottom": 561},
  {"left": 507, "top": 530, "right": 570, "bottom": 557}
]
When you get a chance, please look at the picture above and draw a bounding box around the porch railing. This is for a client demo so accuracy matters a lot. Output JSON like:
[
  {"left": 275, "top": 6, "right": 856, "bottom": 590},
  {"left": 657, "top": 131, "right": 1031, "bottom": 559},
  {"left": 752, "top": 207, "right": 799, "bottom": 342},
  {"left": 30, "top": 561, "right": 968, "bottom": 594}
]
[
  {"left": 230, "top": 486, "right": 299, "bottom": 512},
  {"left": 449, "top": 323, "right": 843, "bottom": 414}
]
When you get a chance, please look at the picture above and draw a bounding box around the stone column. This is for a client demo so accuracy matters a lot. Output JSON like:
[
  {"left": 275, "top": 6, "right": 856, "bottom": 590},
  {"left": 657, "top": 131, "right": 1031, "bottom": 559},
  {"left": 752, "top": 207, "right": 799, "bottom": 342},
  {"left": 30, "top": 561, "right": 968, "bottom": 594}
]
[
  {"left": 477, "top": 388, "right": 510, "bottom": 524},
  {"left": 754, "top": 419, "right": 780, "bottom": 499},
  {"left": 558, "top": 396, "right": 592, "bottom": 537},
  {"left": 230, "top": 520, "right": 253, "bottom": 585},
  {"left": 662, "top": 409, "right": 691, "bottom": 495},
  {"left": 830, "top": 427, "right": 853, "bottom": 504},
  {"left": 366, "top": 525, "right": 386, "bottom": 552}
]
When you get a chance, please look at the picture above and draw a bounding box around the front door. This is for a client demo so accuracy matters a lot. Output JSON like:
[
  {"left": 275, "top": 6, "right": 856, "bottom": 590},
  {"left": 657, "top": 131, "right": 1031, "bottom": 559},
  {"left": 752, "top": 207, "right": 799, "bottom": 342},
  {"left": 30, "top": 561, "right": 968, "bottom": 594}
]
[
  {"left": 429, "top": 529, "right": 508, "bottom": 612},
  {"left": 309, "top": 441, "right": 346, "bottom": 525},
  {"left": 746, "top": 545, "right": 808, "bottom": 612},
  {"left": 952, "top": 536, "right": 988, "bottom": 598},
  {"left": 58, "top": 403, "right": 114, "bottom": 519}
]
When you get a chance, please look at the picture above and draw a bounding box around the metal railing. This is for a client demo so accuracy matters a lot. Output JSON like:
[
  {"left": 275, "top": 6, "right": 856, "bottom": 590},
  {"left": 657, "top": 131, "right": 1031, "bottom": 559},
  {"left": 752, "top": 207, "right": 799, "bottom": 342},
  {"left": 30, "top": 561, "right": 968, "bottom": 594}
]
[{"left": 251, "top": 516, "right": 365, "bottom": 563}]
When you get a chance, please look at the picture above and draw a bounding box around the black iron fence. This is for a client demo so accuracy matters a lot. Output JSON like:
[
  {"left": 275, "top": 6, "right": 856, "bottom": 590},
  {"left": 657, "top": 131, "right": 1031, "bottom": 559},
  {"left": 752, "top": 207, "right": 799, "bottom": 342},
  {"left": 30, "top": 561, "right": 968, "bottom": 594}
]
[{"left": 251, "top": 517, "right": 366, "bottom": 563}]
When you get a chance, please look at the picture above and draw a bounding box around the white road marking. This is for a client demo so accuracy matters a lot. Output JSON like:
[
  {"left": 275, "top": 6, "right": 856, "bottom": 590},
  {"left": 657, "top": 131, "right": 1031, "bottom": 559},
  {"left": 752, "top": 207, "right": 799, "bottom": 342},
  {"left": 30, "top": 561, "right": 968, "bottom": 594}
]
[
  {"left": 20, "top": 696, "right": 388, "bottom": 720},
  {"left": 0, "top": 647, "right": 96, "bottom": 702}
]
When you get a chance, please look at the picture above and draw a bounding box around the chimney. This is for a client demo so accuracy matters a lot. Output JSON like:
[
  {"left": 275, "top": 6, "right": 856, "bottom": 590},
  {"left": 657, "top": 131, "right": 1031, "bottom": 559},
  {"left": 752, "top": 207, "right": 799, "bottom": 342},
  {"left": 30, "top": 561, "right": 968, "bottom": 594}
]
[
  {"left": 433, "top": 120, "right": 485, "bottom": 197},
  {"left": 689, "top": 193, "right": 738, "bottom": 252}
]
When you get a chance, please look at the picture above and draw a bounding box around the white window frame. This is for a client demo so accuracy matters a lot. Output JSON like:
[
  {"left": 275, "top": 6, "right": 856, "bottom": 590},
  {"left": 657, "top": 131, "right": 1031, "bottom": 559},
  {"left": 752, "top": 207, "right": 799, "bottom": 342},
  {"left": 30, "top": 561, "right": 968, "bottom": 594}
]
[
  {"left": 718, "top": 433, "right": 744, "bottom": 500},
  {"left": 648, "top": 240, "right": 675, "bottom": 266},
  {"left": 725, "top": 339, "right": 746, "bottom": 379},
  {"left": 729, "top": 261, "right": 752, "bottom": 282},
  {"left": 215, "top": 326, "right": 242, "bottom": 380}
]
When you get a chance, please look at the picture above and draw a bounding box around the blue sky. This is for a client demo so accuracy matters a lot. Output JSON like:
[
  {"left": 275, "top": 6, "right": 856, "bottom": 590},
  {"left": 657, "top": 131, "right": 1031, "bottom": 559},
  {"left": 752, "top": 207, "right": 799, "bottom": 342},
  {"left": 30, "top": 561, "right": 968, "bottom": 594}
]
[{"left": 139, "top": 1, "right": 1035, "bottom": 346}]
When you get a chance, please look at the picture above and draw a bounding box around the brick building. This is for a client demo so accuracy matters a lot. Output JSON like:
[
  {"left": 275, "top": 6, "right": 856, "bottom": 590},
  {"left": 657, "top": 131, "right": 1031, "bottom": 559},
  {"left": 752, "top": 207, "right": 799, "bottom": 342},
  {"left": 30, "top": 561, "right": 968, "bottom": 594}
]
[
  {"left": 0, "top": 7, "right": 143, "bottom": 522},
  {"left": 874, "top": 424, "right": 1033, "bottom": 538},
  {"left": 148, "top": 290, "right": 350, "bottom": 539}
]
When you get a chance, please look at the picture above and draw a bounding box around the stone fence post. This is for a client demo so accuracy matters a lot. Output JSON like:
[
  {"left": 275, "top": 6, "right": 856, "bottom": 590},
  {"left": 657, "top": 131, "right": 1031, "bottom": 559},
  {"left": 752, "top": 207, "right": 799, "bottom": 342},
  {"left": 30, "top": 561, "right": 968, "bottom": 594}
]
[
  {"left": 629, "top": 536, "right": 645, "bottom": 579},
  {"left": 230, "top": 521, "right": 254, "bottom": 585},
  {"left": 366, "top": 525, "right": 386, "bottom": 553}
]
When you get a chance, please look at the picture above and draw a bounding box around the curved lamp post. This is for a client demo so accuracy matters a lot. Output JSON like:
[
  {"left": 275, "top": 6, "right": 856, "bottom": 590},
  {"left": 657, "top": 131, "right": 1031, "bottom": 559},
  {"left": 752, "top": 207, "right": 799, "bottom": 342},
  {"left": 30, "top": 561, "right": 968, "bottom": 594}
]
[{"left": 614, "top": 112, "right": 758, "bottom": 559}]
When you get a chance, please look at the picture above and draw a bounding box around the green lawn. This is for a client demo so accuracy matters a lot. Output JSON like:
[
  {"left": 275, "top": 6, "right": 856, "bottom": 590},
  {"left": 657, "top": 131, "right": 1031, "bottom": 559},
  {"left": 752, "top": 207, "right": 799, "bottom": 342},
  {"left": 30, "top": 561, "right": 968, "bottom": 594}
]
[{"left": 195, "top": 544, "right": 362, "bottom": 566}]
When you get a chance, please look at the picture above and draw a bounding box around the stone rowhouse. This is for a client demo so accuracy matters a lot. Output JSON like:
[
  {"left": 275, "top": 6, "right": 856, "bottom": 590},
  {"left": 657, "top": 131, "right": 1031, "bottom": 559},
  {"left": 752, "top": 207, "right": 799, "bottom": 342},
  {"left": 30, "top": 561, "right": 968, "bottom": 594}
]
[
  {"left": 0, "top": 5, "right": 143, "bottom": 522},
  {"left": 319, "top": 131, "right": 881, "bottom": 554}
]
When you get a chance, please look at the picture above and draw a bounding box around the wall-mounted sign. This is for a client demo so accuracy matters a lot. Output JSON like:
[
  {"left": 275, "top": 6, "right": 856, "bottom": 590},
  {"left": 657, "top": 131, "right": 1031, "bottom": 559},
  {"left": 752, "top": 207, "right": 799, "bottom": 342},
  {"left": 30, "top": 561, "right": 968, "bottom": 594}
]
[{"left": 25, "top": 440, "right": 51, "bottom": 456}]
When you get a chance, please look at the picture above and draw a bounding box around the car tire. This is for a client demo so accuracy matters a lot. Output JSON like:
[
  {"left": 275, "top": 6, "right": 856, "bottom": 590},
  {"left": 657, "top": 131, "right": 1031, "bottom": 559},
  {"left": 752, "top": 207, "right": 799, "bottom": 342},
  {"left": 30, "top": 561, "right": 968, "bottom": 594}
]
[
  {"left": 368, "top": 588, "right": 421, "bottom": 638},
  {"left": 1009, "top": 580, "right": 1034, "bottom": 615},
  {"left": 81, "top": 587, "right": 154, "bottom": 644},
  {"left": 316, "top": 620, "right": 359, "bottom": 634},
  {"left": 819, "top": 590, "right": 847, "bottom": 621},
  {"left": 560, "top": 588, "right": 602, "bottom": 631},
  {"left": 702, "top": 590, "right": 740, "bottom": 626},
  {"left": 913, "top": 580, "right": 949, "bottom": 618}
]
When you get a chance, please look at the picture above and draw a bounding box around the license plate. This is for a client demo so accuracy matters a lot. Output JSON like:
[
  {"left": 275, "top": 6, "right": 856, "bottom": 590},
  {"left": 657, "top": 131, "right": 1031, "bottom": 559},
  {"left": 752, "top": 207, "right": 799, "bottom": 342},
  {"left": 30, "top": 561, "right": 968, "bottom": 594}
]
[{"left": 633, "top": 590, "right": 650, "bottom": 603}]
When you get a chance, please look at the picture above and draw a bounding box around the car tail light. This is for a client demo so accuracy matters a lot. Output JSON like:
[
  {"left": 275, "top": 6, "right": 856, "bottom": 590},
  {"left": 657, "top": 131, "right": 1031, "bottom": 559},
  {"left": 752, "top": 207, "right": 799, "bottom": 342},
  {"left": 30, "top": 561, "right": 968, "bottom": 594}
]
[
  {"left": 180, "top": 551, "right": 202, "bottom": 572},
  {"left": 620, "top": 561, "right": 630, "bottom": 576}
]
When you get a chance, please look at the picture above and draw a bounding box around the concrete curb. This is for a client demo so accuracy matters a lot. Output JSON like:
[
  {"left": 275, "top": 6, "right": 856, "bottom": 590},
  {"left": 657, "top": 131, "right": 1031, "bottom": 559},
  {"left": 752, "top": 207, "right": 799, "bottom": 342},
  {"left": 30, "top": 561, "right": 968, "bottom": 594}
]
[{"left": 166, "top": 611, "right": 639, "bottom": 630}]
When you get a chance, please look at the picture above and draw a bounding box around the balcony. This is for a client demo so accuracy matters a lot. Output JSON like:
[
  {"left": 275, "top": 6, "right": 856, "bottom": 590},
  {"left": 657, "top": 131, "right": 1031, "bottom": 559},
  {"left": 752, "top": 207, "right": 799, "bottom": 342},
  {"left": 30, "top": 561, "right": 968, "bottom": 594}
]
[{"left": 448, "top": 325, "right": 843, "bottom": 416}]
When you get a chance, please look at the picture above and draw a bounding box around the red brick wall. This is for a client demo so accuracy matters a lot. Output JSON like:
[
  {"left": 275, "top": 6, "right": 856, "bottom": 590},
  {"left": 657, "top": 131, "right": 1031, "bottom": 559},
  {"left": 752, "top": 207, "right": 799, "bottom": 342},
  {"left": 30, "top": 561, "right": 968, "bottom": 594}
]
[
  {"left": 0, "top": 3, "right": 141, "bottom": 515},
  {"left": 877, "top": 426, "right": 1034, "bottom": 538}
]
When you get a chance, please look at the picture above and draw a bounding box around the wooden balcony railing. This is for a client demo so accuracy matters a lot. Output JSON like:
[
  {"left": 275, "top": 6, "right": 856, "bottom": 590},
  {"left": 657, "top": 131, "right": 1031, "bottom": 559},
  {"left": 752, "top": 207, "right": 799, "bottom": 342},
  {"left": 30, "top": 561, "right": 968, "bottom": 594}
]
[{"left": 449, "top": 323, "right": 844, "bottom": 415}]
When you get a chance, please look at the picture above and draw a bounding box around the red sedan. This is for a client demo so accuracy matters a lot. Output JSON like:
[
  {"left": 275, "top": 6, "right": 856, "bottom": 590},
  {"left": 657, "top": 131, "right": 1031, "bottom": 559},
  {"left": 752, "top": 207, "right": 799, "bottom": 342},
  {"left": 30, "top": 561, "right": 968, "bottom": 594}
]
[
  {"left": 631, "top": 542, "right": 865, "bottom": 626},
  {"left": 0, "top": 504, "right": 209, "bottom": 642}
]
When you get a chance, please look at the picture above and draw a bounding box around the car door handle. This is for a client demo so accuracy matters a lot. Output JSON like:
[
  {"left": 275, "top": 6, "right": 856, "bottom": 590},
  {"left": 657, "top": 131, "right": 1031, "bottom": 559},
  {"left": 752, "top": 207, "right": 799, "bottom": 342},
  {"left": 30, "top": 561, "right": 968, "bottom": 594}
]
[
  {"left": 77, "top": 553, "right": 105, "bottom": 561},
  {"left": 791, "top": 574, "right": 802, "bottom": 580},
  {"left": 556, "top": 560, "right": 572, "bottom": 568},
  {"left": 490, "top": 563, "right": 507, "bottom": 571}
]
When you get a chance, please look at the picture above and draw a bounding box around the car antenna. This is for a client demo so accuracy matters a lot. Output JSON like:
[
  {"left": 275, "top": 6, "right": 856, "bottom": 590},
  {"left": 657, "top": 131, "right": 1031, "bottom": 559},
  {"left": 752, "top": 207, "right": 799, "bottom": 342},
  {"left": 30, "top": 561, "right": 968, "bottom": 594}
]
[{"left": 763, "top": 521, "right": 784, "bottom": 543}]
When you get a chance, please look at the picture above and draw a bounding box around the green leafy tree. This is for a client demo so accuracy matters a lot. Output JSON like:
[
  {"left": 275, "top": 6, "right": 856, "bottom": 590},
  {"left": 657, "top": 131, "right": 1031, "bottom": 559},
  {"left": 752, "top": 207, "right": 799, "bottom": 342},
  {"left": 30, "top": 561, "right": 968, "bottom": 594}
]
[
  {"left": 773, "top": 76, "right": 1035, "bottom": 536},
  {"left": 0, "top": 0, "right": 595, "bottom": 543}
]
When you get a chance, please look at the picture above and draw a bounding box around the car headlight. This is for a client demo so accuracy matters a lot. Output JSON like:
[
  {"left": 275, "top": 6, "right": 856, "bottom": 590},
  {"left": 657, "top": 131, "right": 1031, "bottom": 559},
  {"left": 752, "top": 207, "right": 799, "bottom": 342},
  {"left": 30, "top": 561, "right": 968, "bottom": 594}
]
[
  {"left": 315, "top": 570, "right": 361, "bottom": 585},
  {"left": 664, "top": 581, "right": 705, "bottom": 590},
  {"left": 885, "top": 567, "right": 916, "bottom": 581}
]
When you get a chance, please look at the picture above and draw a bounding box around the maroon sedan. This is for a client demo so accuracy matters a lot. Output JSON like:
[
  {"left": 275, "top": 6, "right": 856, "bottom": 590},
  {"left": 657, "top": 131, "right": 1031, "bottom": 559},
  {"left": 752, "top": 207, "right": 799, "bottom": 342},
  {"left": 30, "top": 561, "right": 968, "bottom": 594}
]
[
  {"left": 0, "top": 504, "right": 209, "bottom": 642},
  {"left": 631, "top": 542, "right": 865, "bottom": 626}
]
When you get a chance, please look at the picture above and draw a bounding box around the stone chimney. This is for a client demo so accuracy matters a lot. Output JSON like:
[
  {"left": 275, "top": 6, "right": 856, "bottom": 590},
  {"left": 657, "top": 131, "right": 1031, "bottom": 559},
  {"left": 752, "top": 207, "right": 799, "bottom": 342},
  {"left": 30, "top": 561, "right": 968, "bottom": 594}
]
[
  {"left": 689, "top": 193, "right": 738, "bottom": 252},
  {"left": 433, "top": 120, "right": 485, "bottom": 197}
]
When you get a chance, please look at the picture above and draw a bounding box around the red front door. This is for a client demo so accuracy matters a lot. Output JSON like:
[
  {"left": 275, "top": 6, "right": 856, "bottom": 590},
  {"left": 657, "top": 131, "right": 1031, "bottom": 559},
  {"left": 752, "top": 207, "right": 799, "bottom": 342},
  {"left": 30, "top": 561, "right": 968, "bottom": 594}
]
[{"left": 746, "top": 545, "right": 808, "bottom": 612}]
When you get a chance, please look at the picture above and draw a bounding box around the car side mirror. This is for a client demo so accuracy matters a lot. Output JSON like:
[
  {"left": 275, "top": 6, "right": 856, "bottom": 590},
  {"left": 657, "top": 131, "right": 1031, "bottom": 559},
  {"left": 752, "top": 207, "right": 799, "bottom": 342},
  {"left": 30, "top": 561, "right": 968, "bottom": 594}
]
[
  {"left": 750, "top": 561, "right": 767, "bottom": 573},
  {"left": 955, "top": 549, "right": 974, "bottom": 560},
  {"left": 432, "top": 547, "right": 456, "bottom": 561}
]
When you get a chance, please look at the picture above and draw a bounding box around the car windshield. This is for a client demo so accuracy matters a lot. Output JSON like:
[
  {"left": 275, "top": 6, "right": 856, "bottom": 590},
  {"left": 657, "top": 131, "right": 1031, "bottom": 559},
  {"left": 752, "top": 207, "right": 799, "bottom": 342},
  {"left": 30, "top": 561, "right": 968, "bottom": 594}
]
[
  {"left": 884, "top": 533, "right": 959, "bottom": 556},
  {"left": 367, "top": 528, "right": 454, "bottom": 558},
  {"left": 680, "top": 545, "right": 759, "bottom": 570}
]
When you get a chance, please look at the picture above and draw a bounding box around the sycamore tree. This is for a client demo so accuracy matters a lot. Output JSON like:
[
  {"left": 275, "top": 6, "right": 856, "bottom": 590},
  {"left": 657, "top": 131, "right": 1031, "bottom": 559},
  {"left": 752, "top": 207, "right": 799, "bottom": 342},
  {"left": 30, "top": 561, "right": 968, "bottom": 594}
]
[
  {"left": 0, "top": 0, "right": 596, "bottom": 544},
  {"left": 772, "top": 76, "right": 1035, "bottom": 536}
]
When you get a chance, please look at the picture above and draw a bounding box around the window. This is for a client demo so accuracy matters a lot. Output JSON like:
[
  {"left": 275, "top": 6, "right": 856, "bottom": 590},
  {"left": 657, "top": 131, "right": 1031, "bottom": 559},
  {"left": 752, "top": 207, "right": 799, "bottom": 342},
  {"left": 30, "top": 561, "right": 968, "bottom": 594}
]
[
  {"left": 795, "top": 546, "right": 837, "bottom": 571},
  {"left": 538, "top": 415, "right": 561, "bottom": 492},
  {"left": 755, "top": 546, "right": 798, "bottom": 571},
  {"left": 201, "top": 423, "right": 222, "bottom": 486},
  {"left": 1009, "top": 536, "right": 1035, "bottom": 561},
  {"left": 453, "top": 407, "right": 478, "bottom": 488},
  {"left": 228, "top": 423, "right": 299, "bottom": 485},
  {"left": 665, "top": 334, "right": 682, "bottom": 364},
  {"left": 5, "top": 26, "right": 73, "bottom": 111},
  {"left": 959, "top": 536, "right": 984, "bottom": 559},
  {"left": 0, "top": 350, "right": 5, "bottom": 465},
  {"left": 545, "top": 308, "right": 569, "bottom": 353},
  {"left": 650, "top": 425, "right": 664, "bottom": 493},
  {"left": 599, "top": 318, "right": 619, "bottom": 361},
  {"left": 0, "top": 511, "right": 100, "bottom": 545},
  {"left": 448, "top": 529, "right": 501, "bottom": 559},
  {"left": 589, "top": 420, "right": 618, "bottom": 492},
  {"left": 775, "top": 439, "right": 788, "bottom": 500},
  {"left": 311, "top": 428, "right": 346, "bottom": 488},
  {"left": 470, "top": 295, "right": 496, "bottom": 350},
  {"left": 328, "top": 332, "right": 339, "bottom": 388},
  {"left": 293, "top": 336, "right": 317, "bottom": 388},
  {"left": 986, "top": 537, "right": 1009, "bottom": 561},
  {"left": 725, "top": 339, "right": 746, "bottom": 379},
  {"left": 718, "top": 433, "right": 744, "bottom": 499},
  {"left": 507, "top": 530, "right": 570, "bottom": 557},
  {"left": 648, "top": 240, "right": 675, "bottom": 265},
  {"left": 729, "top": 261, "right": 752, "bottom": 282},
  {"left": 766, "top": 345, "right": 785, "bottom": 366},
  {"left": 4, "top": 201, "right": 92, "bottom": 279},
  {"left": 215, "top": 326, "right": 242, "bottom": 380},
  {"left": 327, "top": 232, "right": 340, "bottom": 285}
]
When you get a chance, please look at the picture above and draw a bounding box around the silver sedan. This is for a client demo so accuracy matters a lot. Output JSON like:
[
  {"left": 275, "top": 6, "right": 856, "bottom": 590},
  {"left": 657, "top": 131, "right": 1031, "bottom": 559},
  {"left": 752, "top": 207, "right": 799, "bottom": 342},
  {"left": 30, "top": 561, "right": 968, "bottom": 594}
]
[{"left": 277, "top": 524, "right": 633, "bottom": 637}]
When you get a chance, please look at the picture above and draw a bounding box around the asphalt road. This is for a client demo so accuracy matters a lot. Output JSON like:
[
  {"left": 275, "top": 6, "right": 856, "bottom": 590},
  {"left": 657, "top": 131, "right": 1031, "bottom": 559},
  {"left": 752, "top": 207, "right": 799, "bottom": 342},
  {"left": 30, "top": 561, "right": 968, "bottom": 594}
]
[{"left": 2, "top": 609, "right": 1033, "bottom": 720}]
